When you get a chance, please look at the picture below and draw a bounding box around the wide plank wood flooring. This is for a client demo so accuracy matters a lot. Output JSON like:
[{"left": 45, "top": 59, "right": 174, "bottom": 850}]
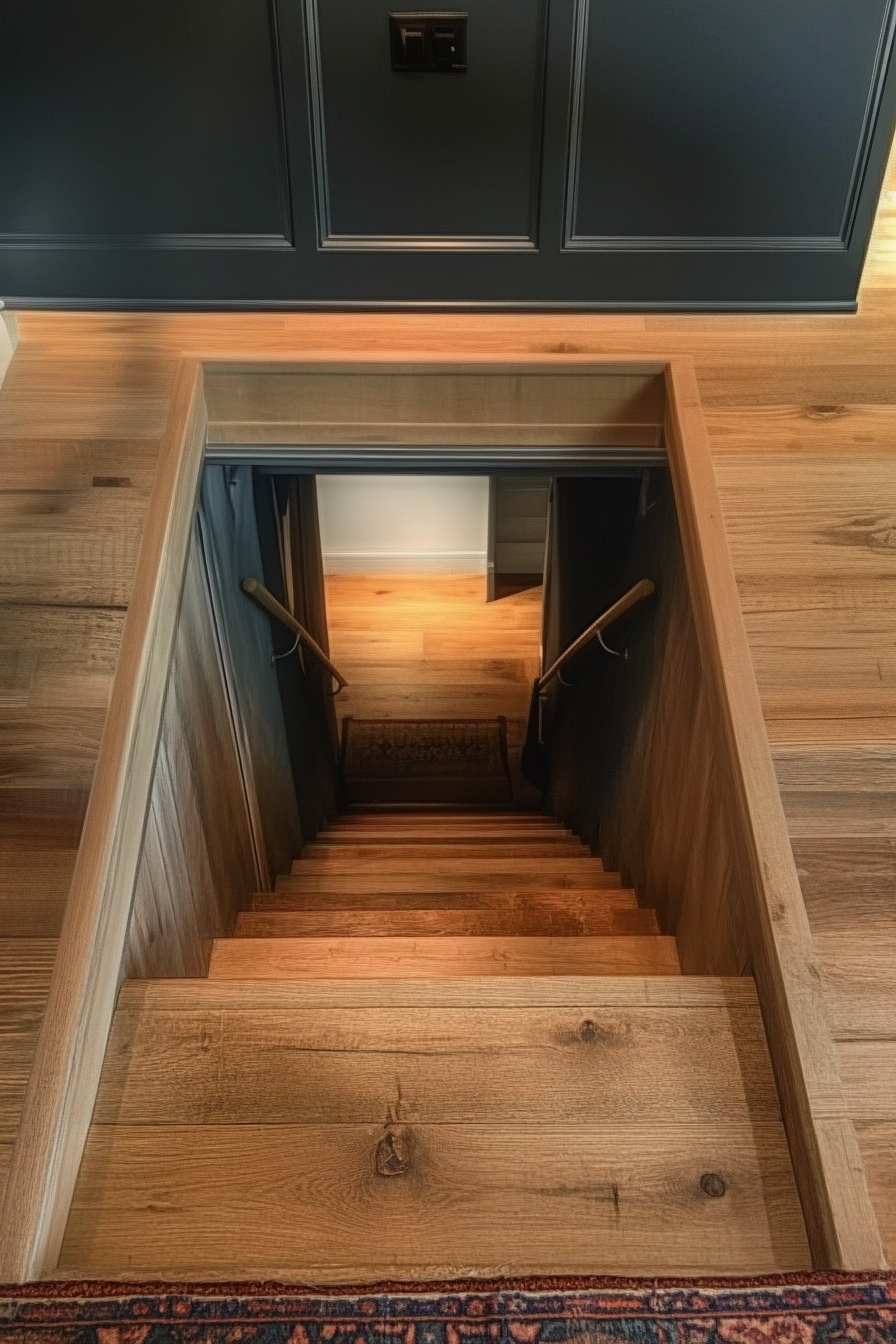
[
  {"left": 0, "top": 939, "right": 56, "bottom": 1207},
  {"left": 779, "top": 747, "right": 896, "bottom": 1262},
  {"left": 324, "top": 574, "right": 542, "bottom": 805},
  {"left": 57, "top": 977, "right": 809, "bottom": 1280}
]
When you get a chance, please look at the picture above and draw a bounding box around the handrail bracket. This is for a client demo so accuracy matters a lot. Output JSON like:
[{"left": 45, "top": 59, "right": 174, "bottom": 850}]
[
  {"left": 537, "top": 578, "right": 654, "bottom": 693},
  {"left": 241, "top": 576, "right": 347, "bottom": 692}
]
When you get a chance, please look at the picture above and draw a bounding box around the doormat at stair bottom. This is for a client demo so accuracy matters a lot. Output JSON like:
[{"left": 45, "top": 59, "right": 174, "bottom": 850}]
[
  {"left": 2, "top": 1274, "right": 895, "bottom": 1344},
  {"left": 341, "top": 716, "right": 513, "bottom": 804}
]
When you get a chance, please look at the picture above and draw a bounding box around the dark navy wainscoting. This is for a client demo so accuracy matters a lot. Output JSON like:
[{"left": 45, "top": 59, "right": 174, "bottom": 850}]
[{"left": 2, "top": 0, "right": 895, "bottom": 308}]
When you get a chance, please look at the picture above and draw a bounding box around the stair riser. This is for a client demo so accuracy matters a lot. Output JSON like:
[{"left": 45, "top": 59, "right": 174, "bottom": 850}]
[
  {"left": 236, "top": 909, "right": 659, "bottom": 938},
  {"left": 325, "top": 817, "right": 566, "bottom": 829},
  {"left": 278, "top": 876, "right": 622, "bottom": 896},
  {"left": 323, "top": 822, "right": 574, "bottom": 833},
  {"left": 329, "top": 811, "right": 555, "bottom": 822},
  {"left": 290, "top": 857, "right": 607, "bottom": 877},
  {"left": 254, "top": 890, "right": 638, "bottom": 914},
  {"left": 208, "top": 935, "right": 681, "bottom": 979},
  {"left": 302, "top": 842, "right": 590, "bottom": 859},
  {"left": 327, "top": 813, "right": 560, "bottom": 822}
]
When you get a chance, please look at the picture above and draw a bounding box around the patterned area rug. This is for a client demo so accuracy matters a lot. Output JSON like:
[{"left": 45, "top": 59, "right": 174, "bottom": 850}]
[
  {"left": 341, "top": 717, "right": 513, "bottom": 803},
  {"left": 2, "top": 1276, "right": 895, "bottom": 1344}
]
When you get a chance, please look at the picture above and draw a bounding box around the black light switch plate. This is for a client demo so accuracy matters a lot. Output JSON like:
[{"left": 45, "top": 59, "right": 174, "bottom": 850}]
[{"left": 389, "top": 12, "right": 468, "bottom": 71}]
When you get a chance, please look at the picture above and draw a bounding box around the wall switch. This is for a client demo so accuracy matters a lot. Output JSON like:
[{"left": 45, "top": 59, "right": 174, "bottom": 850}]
[{"left": 389, "top": 13, "right": 467, "bottom": 72}]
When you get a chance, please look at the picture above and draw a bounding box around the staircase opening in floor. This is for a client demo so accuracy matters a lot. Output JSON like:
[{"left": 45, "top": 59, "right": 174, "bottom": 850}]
[{"left": 56, "top": 438, "right": 811, "bottom": 1281}]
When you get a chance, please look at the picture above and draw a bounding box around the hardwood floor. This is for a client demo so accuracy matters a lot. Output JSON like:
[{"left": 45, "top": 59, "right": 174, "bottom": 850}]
[
  {"left": 1, "top": 139, "right": 895, "bottom": 1274},
  {"left": 772, "top": 744, "right": 896, "bottom": 1253},
  {"left": 324, "top": 572, "right": 542, "bottom": 804},
  {"left": 0, "top": 938, "right": 56, "bottom": 1208}
]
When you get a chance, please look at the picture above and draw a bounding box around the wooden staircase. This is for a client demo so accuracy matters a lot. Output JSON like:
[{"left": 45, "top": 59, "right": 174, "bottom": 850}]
[
  {"left": 56, "top": 807, "right": 811, "bottom": 1279},
  {"left": 208, "top": 808, "right": 681, "bottom": 979}
]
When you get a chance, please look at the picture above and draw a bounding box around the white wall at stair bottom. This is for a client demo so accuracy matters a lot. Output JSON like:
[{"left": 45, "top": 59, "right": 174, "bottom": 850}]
[{"left": 316, "top": 475, "right": 489, "bottom": 574}]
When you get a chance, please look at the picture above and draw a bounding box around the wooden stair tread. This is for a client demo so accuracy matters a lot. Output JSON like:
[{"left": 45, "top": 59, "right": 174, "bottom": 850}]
[
  {"left": 58, "top": 1121, "right": 808, "bottom": 1280},
  {"left": 254, "top": 888, "right": 640, "bottom": 914},
  {"left": 325, "top": 816, "right": 568, "bottom": 830},
  {"left": 331, "top": 811, "right": 556, "bottom": 822},
  {"left": 311, "top": 834, "right": 580, "bottom": 848},
  {"left": 207, "top": 935, "right": 681, "bottom": 979},
  {"left": 278, "top": 873, "right": 622, "bottom": 895},
  {"left": 322, "top": 812, "right": 567, "bottom": 823},
  {"left": 326, "top": 817, "right": 564, "bottom": 826},
  {"left": 59, "top": 976, "right": 808, "bottom": 1279},
  {"left": 302, "top": 841, "right": 591, "bottom": 859},
  {"left": 236, "top": 907, "right": 660, "bottom": 938},
  {"left": 117, "top": 975, "right": 765, "bottom": 1010},
  {"left": 93, "top": 979, "right": 778, "bottom": 1124},
  {"left": 289, "top": 856, "right": 607, "bottom": 876},
  {"left": 320, "top": 829, "right": 573, "bottom": 842}
]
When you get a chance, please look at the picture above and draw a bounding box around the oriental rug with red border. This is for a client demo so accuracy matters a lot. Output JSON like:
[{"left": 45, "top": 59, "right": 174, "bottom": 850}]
[{"left": 1, "top": 1274, "right": 895, "bottom": 1344}]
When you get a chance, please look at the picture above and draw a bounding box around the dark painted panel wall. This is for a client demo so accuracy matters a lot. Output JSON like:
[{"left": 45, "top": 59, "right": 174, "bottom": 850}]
[
  {"left": 311, "top": 0, "right": 545, "bottom": 243},
  {"left": 570, "top": 0, "right": 889, "bottom": 242},
  {"left": 1, "top": 0, "right": 895, "bottom": 306},
  {"left": 0, "top": 0, "right": 291, "bottom": 241}
]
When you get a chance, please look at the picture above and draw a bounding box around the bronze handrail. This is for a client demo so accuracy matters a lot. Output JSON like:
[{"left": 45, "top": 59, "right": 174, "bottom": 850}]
[
  {"left": 536, "top": 578, "right": 655, "bottom": 692},
  {"left": 241, "top": 576, "right": 348, "bottom": 691}
]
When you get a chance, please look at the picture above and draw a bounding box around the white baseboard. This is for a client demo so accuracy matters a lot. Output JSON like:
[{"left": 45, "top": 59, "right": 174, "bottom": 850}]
[{"left": 323, "top": 550, "right": 487, "bottom": 575}]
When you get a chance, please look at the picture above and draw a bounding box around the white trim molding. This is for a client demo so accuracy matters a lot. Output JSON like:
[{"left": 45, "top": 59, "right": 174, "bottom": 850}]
[{"left": 323, "top": 549, "right": 487, "bottom": 574}]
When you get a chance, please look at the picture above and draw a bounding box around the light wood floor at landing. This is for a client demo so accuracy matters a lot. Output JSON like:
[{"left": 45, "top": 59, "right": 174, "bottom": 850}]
[{"left": 324, "top": 572, "right": 542, "bottom": 805}]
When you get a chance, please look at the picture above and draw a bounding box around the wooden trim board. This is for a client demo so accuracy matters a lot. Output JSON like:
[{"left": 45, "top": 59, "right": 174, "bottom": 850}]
[
  {"left": 0, "top": 360, "right": 208, "bottom": 1281},
  {"left": 663, "top": 358, "right": 884, "bottom": 1270},
  {"left": 0, "top": 353, "right": 884, "bottom": 1278},
  {"left": 0, "top": 310, "right": 18, "bottom": 391},
  {"left": 200, "top": 359, "right": 667, "bottom": 448}
]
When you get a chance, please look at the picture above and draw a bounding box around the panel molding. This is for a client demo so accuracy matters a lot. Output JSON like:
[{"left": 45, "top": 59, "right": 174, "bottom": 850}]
[
  {"left": 303, "top": 0, "right": 547, "bottom": 251},
  {"left": 0, "top": 0, "right": 295, "bottom": 254},
  {"left": 839, "top": 0, "right": 896, "bottom": 247},
  {"left": 0, "top": 297, "right": 862, "bottom": 312},
  {"left": 206, "top": 445, "right": 665, "bottom": 470},
  {"left": 0, "top": 233, "right": 294, "bottom": 251},
  {"left": 562, "top": 0, "right": 896, "bottom": 254}
]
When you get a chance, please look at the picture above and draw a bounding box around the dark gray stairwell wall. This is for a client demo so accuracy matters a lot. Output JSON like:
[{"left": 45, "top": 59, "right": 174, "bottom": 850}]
[
  {"left": 542, "top": 470, "right": 752, "bottom": 974},
  {"left": 1, "top": 0, "right": 895, "bottom": 307},
  {"left": 253, "top": 471, "right": 339, "bottom": 839},
  {"left": 199, "top": 465, "right": 302, "bottom": 879},
  {"left": 541, "top": 473, "right": 646, "bottom": 842}
]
